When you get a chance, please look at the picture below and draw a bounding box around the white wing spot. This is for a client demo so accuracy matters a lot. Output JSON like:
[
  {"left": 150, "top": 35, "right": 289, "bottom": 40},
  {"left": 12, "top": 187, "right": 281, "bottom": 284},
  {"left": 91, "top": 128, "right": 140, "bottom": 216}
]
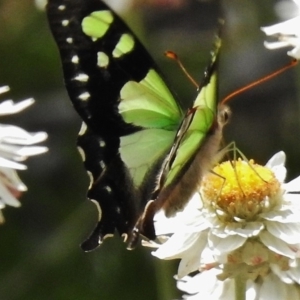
[
  {"left": 78, "top": 92, "right": 90, "bottom": 101},
  {"left": 74, "top": 73, "right": 89, "bottom": 82},
  {"left": 122, "top": 233, "right": 128, "bottom": 242},
  {"left": 71, "top": 55, "right": 79, "bottom": 64},
  {"left": 79, "top": 122, "right": 88, "bottom": 136},
  {"left": 104, "top": 186, "right": 112, "bottom": 193},
  {"left": 66, "top": 37, "right": 73, "bottom": 44},
  {"left": 58, "top": 5, "right": 66, "bottom": 10},
  {"left": 77, "top": 146, "right": 86, "bottom": 161},
  {"left": 99, "top": 140, "right": 106, "bottom": 147},
  {"left": 87, "top": 171, "right": 94, "bottom": 190},
  {"left": 99, "top": 160, "right": 105, "bottom": 169},
  {"left": 62, "top": 20, "right": 69, "bottom": 26},
  {"left": 103, "top": 234, "right": 114, "bottom": 240},
  {"left": 90, "top": 199, "right": 102, "bottom": 221}
]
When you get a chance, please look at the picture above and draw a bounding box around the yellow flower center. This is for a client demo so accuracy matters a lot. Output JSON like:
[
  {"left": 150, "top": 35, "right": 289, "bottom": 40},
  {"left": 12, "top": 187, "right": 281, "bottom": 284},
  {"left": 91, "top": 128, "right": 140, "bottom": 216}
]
[{"left": 201, "top": 159, "right": 281, "bottom": 219}]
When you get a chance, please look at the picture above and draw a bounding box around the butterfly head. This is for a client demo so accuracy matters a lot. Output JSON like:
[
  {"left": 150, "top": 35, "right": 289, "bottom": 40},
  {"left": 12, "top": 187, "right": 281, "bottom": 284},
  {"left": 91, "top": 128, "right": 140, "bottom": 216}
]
[{"left": 217, "top": 104, "right": 231, "bottom": 128}]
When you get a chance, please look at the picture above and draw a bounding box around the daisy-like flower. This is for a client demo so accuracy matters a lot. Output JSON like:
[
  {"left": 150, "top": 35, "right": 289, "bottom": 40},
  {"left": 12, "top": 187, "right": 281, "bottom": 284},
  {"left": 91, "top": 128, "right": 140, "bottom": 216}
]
[
  {"left": 145, "top": 151, "right": 300, "bottom": 299},
  {"left": 261, "top": 0, "right": 300, "bottom": 59},
  {"left": 0, "top": 86, "right": 47, "bottom": 222},
  {"left": 177, "top": 269, "right": 300, "bottom": 299}
]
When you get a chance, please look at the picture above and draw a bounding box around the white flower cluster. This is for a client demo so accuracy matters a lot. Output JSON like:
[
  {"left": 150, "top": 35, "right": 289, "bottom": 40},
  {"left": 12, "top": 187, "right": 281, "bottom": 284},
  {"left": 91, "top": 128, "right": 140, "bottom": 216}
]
[
  {"left": 0, "top": 86, "right": 47, "bottom": 221},
  {"left": 145, "top": 152, "right": 300, "bottom": 299},
  {"left": 262, "top": 0, "right": 300, "bottom": 59}
]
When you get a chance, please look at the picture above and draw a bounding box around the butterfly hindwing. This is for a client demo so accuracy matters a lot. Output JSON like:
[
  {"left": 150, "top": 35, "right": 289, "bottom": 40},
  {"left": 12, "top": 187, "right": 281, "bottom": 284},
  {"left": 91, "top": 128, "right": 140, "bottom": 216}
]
[{"left": 47, "top": 0, "right": 183, "bottom": 250}]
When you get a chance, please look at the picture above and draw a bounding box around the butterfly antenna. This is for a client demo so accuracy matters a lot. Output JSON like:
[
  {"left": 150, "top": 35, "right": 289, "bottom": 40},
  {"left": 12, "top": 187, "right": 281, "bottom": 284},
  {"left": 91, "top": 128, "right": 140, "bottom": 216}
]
[
  {"left": 221, "top": 59, "right": 298, "bottom": 105},
  {"left": 165, "top": 50, "right": 200, "bottom": 89}
]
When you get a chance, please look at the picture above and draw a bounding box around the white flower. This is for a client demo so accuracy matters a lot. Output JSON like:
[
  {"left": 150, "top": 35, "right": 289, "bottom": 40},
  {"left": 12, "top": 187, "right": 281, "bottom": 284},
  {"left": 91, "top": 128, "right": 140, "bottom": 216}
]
[
  {"left": 0, "top": 86, "right": 48, "bottom": 221},
  {"left": 261, "top": 0, "right": 300, "bottom": 59},
  {"left": 144, "top": 151, "right": 300, "bottom": 299},
  {"left": 103, "top": 0, "right": 134, "bottom": 13},
  {"left": 177, "top": 270, "right": 300, "bottom": 300},
  {"left": 34, "top": 0, "right": 47, "bottom": 11}
]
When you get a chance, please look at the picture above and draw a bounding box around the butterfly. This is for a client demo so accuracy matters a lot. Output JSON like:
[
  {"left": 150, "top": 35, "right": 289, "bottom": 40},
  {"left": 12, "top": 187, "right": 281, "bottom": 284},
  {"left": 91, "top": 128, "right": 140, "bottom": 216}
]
[{"left": 47, "top": 0, "right": 230, "bottom": 251}]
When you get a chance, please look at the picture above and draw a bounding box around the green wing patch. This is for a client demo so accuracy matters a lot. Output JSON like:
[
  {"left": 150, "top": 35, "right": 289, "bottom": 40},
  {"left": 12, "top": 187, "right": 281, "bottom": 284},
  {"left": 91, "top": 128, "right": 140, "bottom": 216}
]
[
  {"left": 119, "top": 69, "right": 183, "bottom": 129},
  {"left": 120, "top": 129, "right": 177, "bottom": 187},
  {"left": 112, "top": 33, "right": 135, "bottom": 58},
  {"left": 82, "top": 10, "right": 114, "bottom": 39}
]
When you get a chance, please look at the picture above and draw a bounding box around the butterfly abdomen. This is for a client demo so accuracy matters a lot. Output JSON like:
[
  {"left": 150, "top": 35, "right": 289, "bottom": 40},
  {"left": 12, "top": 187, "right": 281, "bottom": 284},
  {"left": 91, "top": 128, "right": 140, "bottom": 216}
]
[{"left": 159, "top": 108, "right": 229, "bottom": 216}]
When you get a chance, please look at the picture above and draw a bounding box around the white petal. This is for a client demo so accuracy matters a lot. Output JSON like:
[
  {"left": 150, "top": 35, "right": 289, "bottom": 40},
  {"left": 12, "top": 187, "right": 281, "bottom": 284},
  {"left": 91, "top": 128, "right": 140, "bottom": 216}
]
[
  {"left": 261, "top": 17, "right": 300, "bottom": 35},
  {"left": 285, "top": 176, "right": 300, "bottom": 192},
  {"left": 271, "top": 263, "right": 294, "bottom": 284},
  {"left": 13, "top": 145, "right": 48, "bottom": 157},
  {"left": 264, "top": 40, "right": 300, "bottom": 59},
  {"left": 0, "top": 86, "right": 9, "bottom": 94},
  {"left": 177, "top": 275, "right": 199, "bottom": 295},
  {"left": 261, "top": 208, "right": 299, "bottom": 223},
  {"left": 154, "top": 211, "right": 180, "bottom": 235},
  {"left": 284, "top": 193, "right": 300, "bottom": 205},
  {"left": 245, "top": 281, "right": 259, "bottom": 300},
  {"left": 266, "top": 151, "right": 287, "bottom": 182},
  {"left": 154, "top": 196, "right": 206, "bottom": 236},
  {"left": 0, "top": 168, "right": 27, "bottom": 191},
  {"left": 0, "top": 146, "right": 48, "bottom": 162},
  {"left": 208, "top": 231, "right": 246, "bottom": 255},
  {"left": 218, "top": 279, "right": 236, "bottom": 300},
  {"left": 224, "top": 222, "right": 264, "bottom": 238},
  {"left": 288, "top": 44, "right": 300, "bottom": 58},
  {"left": 259, "top": 231, "right": 296, "bottom": 258},
  {"left": 141, "top": 239, "right": 161, "bottom": 248},
  {"left": 287, "top": 265, "right": 300, "bottom": 284},
  {"left": 264, "top": 40, "right": 293, "bottom": 49},
  {"left": 0, "top": 157, "right": 26, "bottom": 169},
  {"left": 259, "top": 273, "right": 286, "bottom": 300},
  {"left": 274, "top": 166, "right": 287, "bottom": 184},
  {"left": 266, "top": 151, "right": 286, "bottom": 168},
  {"left": 153, "top": 231, "right": 206, "bottom": 260},
  {"left": 0, "top": 126, "right": 47, "bottom": 145},
  {"left": 0, "top": 181, "right": 21, "bottom": 207},
  {"left": 35, "top": 0, "right": 47, "bottom": 10},
  {"left": 265, "top": 221, "right": 300, "bottom": 244},
  {"left": 177, "top": 235, "right": 210, "bottom": 278},
  {"left": 0, "top": 98, "right": 34, "bottom": 115},
  {"left": 177, "top": 269, "right": 230, "bottom": 299},
  {"left": 178, "top": 272, "right": 236, "bottom": 300}
]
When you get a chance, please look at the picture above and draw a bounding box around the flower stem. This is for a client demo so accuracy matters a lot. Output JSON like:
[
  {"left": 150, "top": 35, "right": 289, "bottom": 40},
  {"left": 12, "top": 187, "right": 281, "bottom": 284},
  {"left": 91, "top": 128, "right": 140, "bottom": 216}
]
[
  {"left": 235, "top": 274, "right": 246, "bottom": 300},
  {"left": 154, "top": 260, "right": 178, "bottom": 300}
]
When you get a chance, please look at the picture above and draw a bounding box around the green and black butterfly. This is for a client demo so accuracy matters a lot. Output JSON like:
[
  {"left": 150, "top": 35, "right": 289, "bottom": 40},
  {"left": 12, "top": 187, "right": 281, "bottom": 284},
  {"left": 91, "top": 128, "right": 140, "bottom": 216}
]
[{"left": 47, "top": 0, "right": 230, "bottom": 250}]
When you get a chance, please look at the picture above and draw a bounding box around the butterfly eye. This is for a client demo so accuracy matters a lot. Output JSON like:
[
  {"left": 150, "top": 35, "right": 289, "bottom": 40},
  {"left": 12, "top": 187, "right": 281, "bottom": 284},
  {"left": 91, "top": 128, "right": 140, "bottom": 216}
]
[{"left": 218, "top": 105, "right": 231, "bottom": 125}]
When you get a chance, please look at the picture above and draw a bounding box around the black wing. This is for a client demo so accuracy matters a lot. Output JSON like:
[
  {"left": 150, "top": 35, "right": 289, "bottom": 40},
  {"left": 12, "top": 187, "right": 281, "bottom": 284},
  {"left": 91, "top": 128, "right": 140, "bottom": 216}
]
[{"left": 47, "top": 0, "right": 182, "bottom": 250}]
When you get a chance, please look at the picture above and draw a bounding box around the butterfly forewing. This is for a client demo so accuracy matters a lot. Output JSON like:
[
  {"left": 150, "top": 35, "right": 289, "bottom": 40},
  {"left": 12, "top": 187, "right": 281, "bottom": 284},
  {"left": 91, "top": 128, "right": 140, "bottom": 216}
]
[{"left": 47, "top": 0, "right": 183, "bottom": 250}]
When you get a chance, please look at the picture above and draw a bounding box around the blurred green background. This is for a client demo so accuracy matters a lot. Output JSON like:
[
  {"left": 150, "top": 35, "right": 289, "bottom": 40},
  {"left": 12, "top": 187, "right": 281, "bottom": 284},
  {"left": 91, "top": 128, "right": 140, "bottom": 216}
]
[{"left": 0, "top": 0, "right": 299, "bottom": 299}]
